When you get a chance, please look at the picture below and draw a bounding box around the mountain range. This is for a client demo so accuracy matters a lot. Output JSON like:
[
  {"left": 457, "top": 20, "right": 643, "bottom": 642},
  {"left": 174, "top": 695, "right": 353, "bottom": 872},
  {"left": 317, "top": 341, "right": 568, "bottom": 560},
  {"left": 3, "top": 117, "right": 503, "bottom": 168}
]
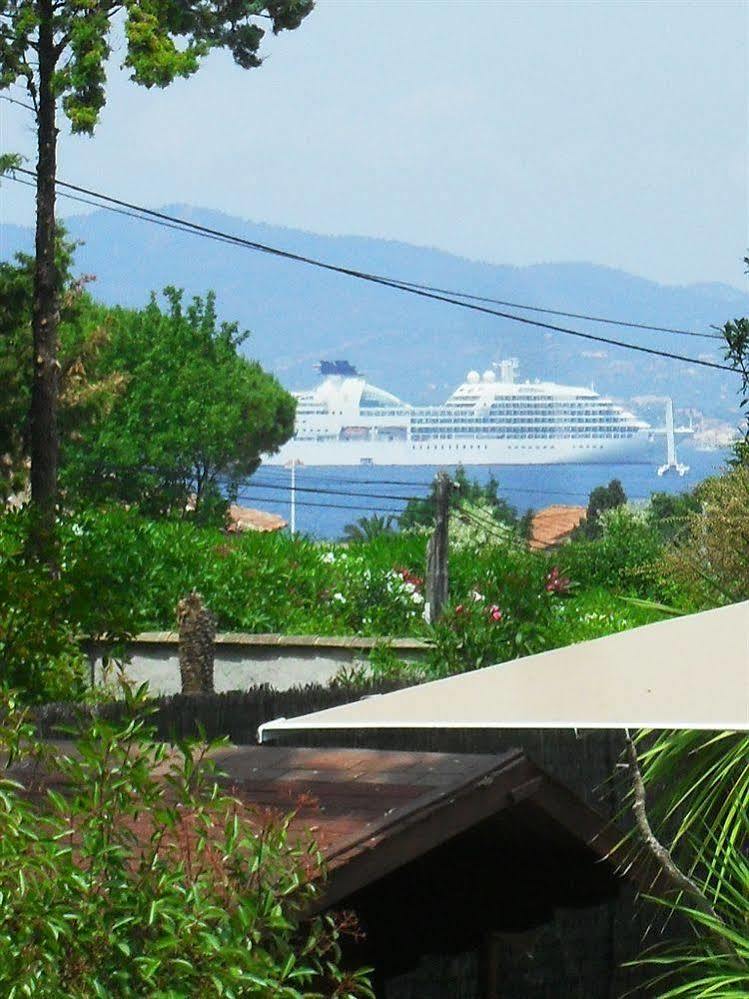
[{"left": 3, "top": 206, "right": 748, "bottom": 426}]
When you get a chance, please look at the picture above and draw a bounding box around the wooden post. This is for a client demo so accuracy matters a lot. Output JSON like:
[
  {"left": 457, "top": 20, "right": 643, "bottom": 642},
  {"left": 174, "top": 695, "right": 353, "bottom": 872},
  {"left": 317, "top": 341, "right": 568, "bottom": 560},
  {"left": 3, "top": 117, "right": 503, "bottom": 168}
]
[
  {"left": 177, "top": 591, "right": 216, "bottom": 695},
  {"left": 426, "top": 472, "right": 451, "bottom": 623}
]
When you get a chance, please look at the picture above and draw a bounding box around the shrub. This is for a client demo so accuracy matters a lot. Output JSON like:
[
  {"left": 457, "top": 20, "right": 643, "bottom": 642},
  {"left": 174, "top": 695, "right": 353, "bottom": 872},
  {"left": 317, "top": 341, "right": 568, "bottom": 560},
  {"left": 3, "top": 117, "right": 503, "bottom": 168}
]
[
  {"left": 0, "top": 512, "right": 88, "bottom": 704},
  {"left": 0, "top": 685, "right": 373, "bottom": 997},
  {"left": 557, "top": 505, "right": 667, "bottom": 598},
  {"left": 628, "top": 730, "right": 749, "bottom": 996},
  {"left": 661, "top": 465, "right": 749, "bottom": 606},
  {"left": 0, "top": 500, "right": 680, "bottom": 700},
  {"left": 428, "top": 568, "right": 556, "bottom": 676}
]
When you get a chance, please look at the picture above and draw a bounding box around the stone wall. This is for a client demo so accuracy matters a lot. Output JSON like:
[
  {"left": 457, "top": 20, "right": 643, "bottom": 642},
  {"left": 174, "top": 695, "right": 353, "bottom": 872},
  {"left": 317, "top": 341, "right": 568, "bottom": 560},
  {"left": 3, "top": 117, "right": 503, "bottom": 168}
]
[{"left": 85, "top": 633, "right": 429, "bottom": 695}]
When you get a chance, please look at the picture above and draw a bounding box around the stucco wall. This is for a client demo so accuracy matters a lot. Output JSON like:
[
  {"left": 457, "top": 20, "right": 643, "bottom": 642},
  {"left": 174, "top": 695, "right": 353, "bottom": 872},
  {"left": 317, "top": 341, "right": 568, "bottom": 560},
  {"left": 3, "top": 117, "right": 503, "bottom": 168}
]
[{"left": 86, "top": 633, "right": 429, "bottom": 696}]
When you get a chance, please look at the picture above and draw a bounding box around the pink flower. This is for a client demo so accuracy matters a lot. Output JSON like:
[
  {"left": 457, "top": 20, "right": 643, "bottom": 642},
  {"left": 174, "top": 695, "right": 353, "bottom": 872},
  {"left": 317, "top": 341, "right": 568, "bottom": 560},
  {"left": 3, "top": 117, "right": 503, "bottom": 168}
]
[
  {"left": 488, "top": 605, "right": 503, "bottom": 622},
  {"left": 396, "top": 567, "right": 424, "bottom": 590},
  {"left": 545, "top": 566, "right": 571, "bottom": 594},
  {"left": 455, "top": 604, "right": 465, "bottom": 615}
]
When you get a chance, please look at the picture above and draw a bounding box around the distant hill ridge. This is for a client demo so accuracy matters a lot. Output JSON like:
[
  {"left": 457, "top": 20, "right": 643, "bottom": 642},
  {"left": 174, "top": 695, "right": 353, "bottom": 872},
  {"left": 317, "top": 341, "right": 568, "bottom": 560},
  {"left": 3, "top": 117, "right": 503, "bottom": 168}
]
[{"left": 2, "top": 207, "right": 748, "bottom": 423}]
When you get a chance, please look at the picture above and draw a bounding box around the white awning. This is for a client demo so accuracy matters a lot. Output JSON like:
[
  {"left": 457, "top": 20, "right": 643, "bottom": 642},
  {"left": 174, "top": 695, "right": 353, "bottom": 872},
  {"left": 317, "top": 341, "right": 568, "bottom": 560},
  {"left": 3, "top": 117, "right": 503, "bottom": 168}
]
[{"left": 259, "top": 602, "right": 749, "bottom": 740}]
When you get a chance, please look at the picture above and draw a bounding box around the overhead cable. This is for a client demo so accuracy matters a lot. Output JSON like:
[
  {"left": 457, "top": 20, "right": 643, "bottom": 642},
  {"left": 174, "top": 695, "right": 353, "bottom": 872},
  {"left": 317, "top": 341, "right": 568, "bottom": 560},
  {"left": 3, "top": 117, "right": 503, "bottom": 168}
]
[
  {"left": 234, "top": 478, "right": 418, "bottom": 504},
  {"left": 9, "top": 168, "right": 733, "bottom": 372},
  {"left": 234, "top": 488, "right": 402, "bottom": 516}
]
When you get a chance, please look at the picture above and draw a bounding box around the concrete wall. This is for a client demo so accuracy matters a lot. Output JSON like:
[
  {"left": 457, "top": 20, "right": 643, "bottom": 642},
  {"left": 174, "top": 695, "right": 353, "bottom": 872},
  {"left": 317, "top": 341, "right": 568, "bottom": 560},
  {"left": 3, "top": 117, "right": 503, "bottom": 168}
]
[{"left": 86, "top": 633, "right": 429, "bottom": 696}]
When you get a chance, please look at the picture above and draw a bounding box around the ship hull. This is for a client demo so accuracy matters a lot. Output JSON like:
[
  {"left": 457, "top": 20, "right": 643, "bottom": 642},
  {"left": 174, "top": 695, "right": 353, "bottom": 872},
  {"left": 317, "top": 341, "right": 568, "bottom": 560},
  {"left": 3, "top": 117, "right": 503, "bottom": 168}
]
[{"left": 265, "top": 431, "right": 661, "bottom": 467}]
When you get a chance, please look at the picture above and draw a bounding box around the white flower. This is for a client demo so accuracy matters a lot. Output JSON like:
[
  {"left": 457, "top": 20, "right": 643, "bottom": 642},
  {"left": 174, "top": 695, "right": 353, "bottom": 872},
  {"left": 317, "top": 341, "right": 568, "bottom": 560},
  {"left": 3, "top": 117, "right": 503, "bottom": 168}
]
[
  {"left": 333, "top": 592, "right": 346, "bottom": 603},
  {"left": 71, "top": 523, "right": 84, "bottom": 537},
  {"left": 471, "top": 590, "right": 484, "bottom": 603},
  {"left": 411, "top": 592, "right": 424, "bottom": 605},
  {"left": 321, "top": 551, "right": 336, "bottom": 564}
]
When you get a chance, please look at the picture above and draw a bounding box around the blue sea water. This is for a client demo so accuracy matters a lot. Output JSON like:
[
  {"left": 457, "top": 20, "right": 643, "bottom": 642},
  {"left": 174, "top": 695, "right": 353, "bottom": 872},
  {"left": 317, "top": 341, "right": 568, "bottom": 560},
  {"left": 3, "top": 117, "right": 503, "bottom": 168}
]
[{"left": 238, "top": 446, "right": 730, "bottom": 541}]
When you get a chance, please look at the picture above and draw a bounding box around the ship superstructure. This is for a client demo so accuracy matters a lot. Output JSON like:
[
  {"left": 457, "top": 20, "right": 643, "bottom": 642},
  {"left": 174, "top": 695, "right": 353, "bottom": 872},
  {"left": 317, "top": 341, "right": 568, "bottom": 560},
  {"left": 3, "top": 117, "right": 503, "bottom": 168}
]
[{"left": 266, "top": 360, "right": 689, "bottom": 466}]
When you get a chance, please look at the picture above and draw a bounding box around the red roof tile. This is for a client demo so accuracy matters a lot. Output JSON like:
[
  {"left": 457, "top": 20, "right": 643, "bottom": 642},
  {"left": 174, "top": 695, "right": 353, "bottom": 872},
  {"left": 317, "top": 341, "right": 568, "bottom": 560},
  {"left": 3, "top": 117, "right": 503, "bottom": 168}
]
[{"left": 529, "top": 505, "right": 586, "bottom": 550}]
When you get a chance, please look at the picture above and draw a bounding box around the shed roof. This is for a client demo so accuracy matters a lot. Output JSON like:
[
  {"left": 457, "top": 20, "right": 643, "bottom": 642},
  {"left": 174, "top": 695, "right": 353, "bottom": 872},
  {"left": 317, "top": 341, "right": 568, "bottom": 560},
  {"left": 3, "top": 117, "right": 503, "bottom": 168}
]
[
  {"left": 259, "top": 602, "right": 749, "bottom": 736},
  {"left": 8, "top": 743, "right": 631, "bottom": 912},
  {"left": 209, "top": 745, "right": 629, "bottom": 909}
]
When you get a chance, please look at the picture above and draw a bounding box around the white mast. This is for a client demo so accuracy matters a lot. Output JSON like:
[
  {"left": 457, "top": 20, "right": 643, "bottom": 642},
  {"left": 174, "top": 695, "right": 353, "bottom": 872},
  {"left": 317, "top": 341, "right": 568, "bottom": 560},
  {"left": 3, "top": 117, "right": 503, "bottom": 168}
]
[{"left": 657, "top": 398, "right": 689, "bottom": 477}]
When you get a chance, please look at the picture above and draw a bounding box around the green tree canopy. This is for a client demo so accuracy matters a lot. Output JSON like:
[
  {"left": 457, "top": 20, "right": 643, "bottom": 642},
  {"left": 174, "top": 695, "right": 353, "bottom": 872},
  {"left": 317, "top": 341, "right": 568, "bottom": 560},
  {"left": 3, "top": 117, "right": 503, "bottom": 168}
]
[
  {"left": 0, "top": 0, "right": 313, "bottom": 537},
  {"left": 720, "top": 255, "right": 749, "bottom": 465},
  {"left": 0, "top": 239, "right": 114, "bottom": 502},
  {"left": 63, "top": 287, "right": 295, "bottom": 520},
  {"left": 575, "top": 478, "right": 627, "bottom": 540},
  {"left": 342, "top": 513, "right": 397, "bottom": 544},
  {"left": 399, "top": 466, "right": 520, "bottom": 532},
  {"left": 1, "top": 1, "right": 314, "bottom": 133}
]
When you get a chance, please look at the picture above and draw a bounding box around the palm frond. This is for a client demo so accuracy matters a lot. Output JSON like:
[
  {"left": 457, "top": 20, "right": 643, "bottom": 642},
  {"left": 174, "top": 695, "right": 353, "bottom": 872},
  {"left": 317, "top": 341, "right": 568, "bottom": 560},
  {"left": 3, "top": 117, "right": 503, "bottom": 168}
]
[{"left": 636, "top": 730, "right": 749, "bottom": 902}]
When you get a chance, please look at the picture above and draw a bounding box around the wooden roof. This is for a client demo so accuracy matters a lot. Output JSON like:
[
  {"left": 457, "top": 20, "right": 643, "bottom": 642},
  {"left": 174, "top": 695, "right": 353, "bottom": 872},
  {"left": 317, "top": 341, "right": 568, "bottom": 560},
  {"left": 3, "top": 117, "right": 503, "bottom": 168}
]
[
  {"left": 7, "top": 743, "right": 638, "bottom": 914},
  {"left": 529, "top": 504, "right": 586, "bottom": 550},
  {"left": 210, "top": 745, "right": 627, "bottom": 909}
]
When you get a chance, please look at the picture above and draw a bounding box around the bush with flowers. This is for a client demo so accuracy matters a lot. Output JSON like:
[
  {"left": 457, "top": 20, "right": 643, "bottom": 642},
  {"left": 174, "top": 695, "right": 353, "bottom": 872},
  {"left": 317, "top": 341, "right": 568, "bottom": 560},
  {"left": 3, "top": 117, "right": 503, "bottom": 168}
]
[
  {"left": 0, "top": 499, "right": 681, "bottom": 702},
  {"left": 314, "top": 548, "right": 427, "bottom": 635},
  {"left": 427, "top": 558, "right": 559, "bottom": 677}
]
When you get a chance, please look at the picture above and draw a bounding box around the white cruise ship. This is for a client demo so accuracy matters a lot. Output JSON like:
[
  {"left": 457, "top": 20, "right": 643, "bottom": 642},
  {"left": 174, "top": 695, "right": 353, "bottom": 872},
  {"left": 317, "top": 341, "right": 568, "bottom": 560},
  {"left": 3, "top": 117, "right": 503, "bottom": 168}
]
[{"left": 266, "top": 360, "right": 690, "bottom": 467}]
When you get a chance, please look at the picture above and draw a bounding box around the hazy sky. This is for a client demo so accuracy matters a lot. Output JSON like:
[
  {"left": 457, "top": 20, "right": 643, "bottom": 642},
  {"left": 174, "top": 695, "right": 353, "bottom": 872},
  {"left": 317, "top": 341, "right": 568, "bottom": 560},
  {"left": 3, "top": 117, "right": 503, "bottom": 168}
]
[{"left": 1, "top": 0, "right": 747, "bottom": 287}]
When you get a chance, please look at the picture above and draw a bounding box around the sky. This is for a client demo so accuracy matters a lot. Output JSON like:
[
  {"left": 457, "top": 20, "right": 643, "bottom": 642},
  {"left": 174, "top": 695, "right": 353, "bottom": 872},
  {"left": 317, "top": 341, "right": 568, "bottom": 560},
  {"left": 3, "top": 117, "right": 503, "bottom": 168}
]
[{"left": 1, "top": 0, "right": 747, "bottom": 288}]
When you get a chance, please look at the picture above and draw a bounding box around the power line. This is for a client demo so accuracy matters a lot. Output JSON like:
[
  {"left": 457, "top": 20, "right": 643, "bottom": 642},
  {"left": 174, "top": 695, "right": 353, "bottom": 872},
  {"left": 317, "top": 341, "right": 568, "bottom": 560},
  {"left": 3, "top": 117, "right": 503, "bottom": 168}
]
[
  {"left": 456, "top": 505, "right": 525, "bottom": 543},
  {"left": 392, "top": 279, "right": 722, "bottom": 340},
  {"left": 0, "top": 93, "right": 35, "bottom": 112},
  {"left": 11, "top": 174, "right": 719, "bottom": 341},
  {"left": 9, "top": 174, "right": 242, "bottom": 244},
  {"left": 247, "top": 472, "right": 656, "bottom": 506},
  {"left": 251, "top": 470, "right": 575, "bottom": 501},
  {"left": 253, "top": 468, "right": 601, "bottom": 501},
  {"left": 239, "top": 478, "right": 418, "bottom": 503},
  {"left": 235, "top": 488, "right": 402, "bottom": 517},
  {"left": 9, "top": 168, "right": 733, "bottom": 372}
]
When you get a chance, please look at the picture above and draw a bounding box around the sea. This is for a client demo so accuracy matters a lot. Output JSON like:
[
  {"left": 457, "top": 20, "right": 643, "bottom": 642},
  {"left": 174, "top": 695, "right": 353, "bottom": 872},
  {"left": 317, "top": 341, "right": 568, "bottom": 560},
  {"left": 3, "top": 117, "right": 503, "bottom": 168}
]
[{"left": 239, "top": 445, "right": 730, "bottom": 541}]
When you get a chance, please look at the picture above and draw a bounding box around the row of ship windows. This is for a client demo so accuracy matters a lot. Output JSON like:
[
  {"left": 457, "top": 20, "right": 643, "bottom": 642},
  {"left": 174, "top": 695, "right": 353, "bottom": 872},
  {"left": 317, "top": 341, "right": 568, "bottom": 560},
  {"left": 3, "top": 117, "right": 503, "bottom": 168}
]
[
  {"left": 455, "top": 393, "right": 596, "bottom": 401},
  {"left": 296, "top": 432, "right": 633, "bottom": 443},
  {"left": 447, "top": 399, "right": 610, "bottom": 406},
  {"left": 440, "top": 408, "right": 621, "bottom": 417},
  {"left": 300, "top": 404, "right": 619, "bottom": 414},
  {"left": 410, "top": 442, "right": 609, "bottom": 451},
  {"left": 412, "top": 419, "right": 631, "bottom": 428},
  {"left": 412, "top": 431, "right": 634, "bottom": 441},
  {"left": 300, "top": 413, "right": 633, "bottom": 424}
]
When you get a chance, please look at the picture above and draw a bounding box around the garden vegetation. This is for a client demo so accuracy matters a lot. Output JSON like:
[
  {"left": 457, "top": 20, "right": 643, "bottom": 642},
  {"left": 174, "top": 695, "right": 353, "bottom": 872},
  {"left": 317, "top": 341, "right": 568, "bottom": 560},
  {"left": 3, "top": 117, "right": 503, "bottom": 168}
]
[
  {"left": 0, "top": 468, "right": 722, "bottom": 704},
  {"left": 0, "top": 684, "right": 373, "bottom": 997}
]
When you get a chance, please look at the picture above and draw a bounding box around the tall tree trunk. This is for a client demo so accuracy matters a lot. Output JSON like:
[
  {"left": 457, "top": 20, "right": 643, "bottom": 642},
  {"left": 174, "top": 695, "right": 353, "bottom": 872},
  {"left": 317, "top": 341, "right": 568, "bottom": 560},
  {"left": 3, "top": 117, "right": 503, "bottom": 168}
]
[{"left": 29, "top": 0, "right": 59, "bottom": 547}]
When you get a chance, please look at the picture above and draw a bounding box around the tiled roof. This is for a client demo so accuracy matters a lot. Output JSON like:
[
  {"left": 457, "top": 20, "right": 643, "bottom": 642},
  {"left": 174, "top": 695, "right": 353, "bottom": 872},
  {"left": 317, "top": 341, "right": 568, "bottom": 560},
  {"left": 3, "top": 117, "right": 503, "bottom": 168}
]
[
  {"left": 529, "top": 504, "right": 586, "bottom": 550},
  {"left": 227, "top": 504, "right": 287, "bottom": 533}
]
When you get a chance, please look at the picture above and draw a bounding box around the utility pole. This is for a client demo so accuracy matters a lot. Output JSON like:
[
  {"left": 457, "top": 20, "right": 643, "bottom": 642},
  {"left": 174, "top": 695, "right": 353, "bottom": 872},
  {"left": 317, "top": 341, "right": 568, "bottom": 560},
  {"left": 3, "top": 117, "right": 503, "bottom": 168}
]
[{"left": 426, "top": 471, "right": 451, "bottom": 623}]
